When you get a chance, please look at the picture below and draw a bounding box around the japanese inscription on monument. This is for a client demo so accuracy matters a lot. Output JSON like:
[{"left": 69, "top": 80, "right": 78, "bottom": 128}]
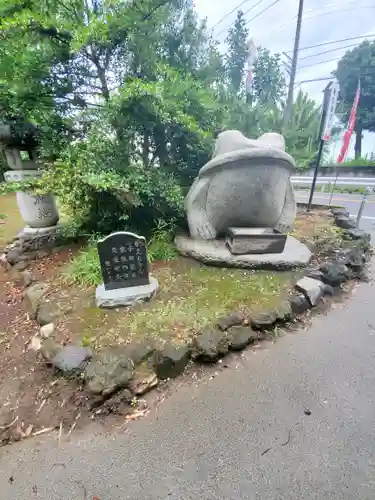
[{"left": 97, "top": 232, "right": 149, "bottom": 291}]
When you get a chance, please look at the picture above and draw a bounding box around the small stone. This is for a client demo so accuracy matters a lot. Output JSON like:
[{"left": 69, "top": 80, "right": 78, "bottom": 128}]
[
  {"left": 304, "top": 408, "right": 311, "bottom": 416},
  {"left": 128, "top": 369, "right": 158, "bottom": 396},
  {"left": 153, "top": 343, "right": 190, "bottom": 379},
  {"left": 274, "top": 301, "right": 293, "bottom": 322},
  {"left": 51, "top": 346, "right": 92, "bottom": 373},
  {"left": 19, "top": 270, "right": 33, "bottom": 287},
  {"left": 126, "top": 340, "right": 157, "bottom": 366},
  {"left": 36, "top": 302, "right": 60, "bottom": 326},
  {"left": 216, "top": 311, "right": 244, "bottom": 331},
  {"left": 228, "top": 326, "right": 263, "bottom": 351},
  {"left": 331, "top": 207, "right": 349, "bottom": 218},
  {"left": 306, "top": 269, "right": 324, "bottom": 281},
  {"left": 250, "top": 310, "right": 277, "bottom": 330},
  {"left": 289, "top": 295, "right": 310, "bottom": 315},
  {"left": 0, "top": 253, "right": 8, "bottom": 268},
  {"left": 320, "top": 262, "right": 351, "bottom": 287},
  {"left": 24, "top": 282, "right": 49, "bottom": 319},
  {"left": 29, "top": 335, "right": 42, "bottom": 352},
  {"left": 295, "top": 277, "right": 325, "bottom": 307},
  {"left": 6, "top": 247, "right": 22, "bottom": 265},
  {"left": 40, "top": 338, "right": 61, "bottom": 362},
  {"left": 84, "top": 348, "right": 134, "bottom": 395},
  {"left": 12, "top": 261, "right": 28, "bottom": 272},
  {"left": 40, "top": 323, "right": 54, "bottom": 339},
  {"left": 345, "top": 228, "right": 370, "bottom": 240},
  {"left": 334, "top": 216, "right": 356, "bottom": 230},
  {"left": 323, "top": 284, "right": 334, "bottom": 296},
  {"left": 191, "top": 328, "right": 231, "bottom": 362}
]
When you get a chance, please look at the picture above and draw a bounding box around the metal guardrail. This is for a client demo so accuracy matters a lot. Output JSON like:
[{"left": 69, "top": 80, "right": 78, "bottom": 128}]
[{"left": 291, "top": 176, "right": 375, "bottom": 187}]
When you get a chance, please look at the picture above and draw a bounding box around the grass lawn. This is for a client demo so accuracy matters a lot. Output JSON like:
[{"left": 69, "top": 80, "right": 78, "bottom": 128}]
[{"left": 0, "top": 194, "right": 24, "bottom": 248}]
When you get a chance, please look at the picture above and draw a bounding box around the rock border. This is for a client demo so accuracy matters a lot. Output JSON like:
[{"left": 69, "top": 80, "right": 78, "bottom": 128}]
[{"left": 3, "top": 206, "right": 373, "bottom": 406}]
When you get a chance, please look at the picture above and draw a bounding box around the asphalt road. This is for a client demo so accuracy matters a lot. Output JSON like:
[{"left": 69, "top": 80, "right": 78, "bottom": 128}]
[
  {"left": 2, "top": 260, "right": 375, "bottom": 499},
  {"left": 295, "top": 190, "right": 375, "bottom": 231}
]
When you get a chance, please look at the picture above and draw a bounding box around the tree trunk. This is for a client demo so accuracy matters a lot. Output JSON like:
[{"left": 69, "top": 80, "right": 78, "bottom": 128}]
[
  {"left": 142, "top": 134, "right": 149, "bottom": 168},
  {"left": 355, "top": 127, "right": 362, "bottom": 159}
]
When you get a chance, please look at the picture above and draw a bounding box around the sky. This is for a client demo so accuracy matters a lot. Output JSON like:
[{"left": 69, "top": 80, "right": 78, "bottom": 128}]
[{"left": 194, "top": 0, "right": 375, "bottom": 158}]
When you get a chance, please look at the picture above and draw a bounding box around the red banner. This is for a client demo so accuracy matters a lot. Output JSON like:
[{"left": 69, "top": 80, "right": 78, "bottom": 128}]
[{"left": 337, "top": 82, "right": 361, "bottom": 163}]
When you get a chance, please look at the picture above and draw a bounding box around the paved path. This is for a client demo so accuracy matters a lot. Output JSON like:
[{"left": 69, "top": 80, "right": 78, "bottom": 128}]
[
  {"left": 295, "top": 191, "right": 375, "bottom": 230},
  {"left": 1, "top": 261, "right": 375, "bottom": 499}
]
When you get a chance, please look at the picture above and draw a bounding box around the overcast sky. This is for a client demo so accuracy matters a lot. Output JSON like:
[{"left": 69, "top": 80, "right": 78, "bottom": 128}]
[{"left": 194, "top": 0, "right": 375, "bottom": 156}]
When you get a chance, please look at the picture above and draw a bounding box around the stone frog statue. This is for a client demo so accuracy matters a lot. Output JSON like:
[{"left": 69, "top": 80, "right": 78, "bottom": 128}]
[{"left": 186, "top": 130, "right": 296, "bottom": 240}]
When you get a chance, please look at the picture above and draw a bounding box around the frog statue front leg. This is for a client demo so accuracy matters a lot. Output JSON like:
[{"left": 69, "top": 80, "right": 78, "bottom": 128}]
[
  {"left": 186, "top": 176, "right": 217, "bottom": 240},
  {"left": 273, "top": 180, "right": 296, "bottom": 233}
]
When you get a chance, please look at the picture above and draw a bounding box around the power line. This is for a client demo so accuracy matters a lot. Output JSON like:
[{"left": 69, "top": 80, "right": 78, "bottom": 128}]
[
  {"left": 245, "top": 0, "right": 281, "bottom": 25},
  {"left": 298, "top": 57, "right": 340, "bottom": 70},
  {"left": 215, "top": 0, "right": 272, "bottom": 37},
  {"left": 285, "top": 34, "right": 375, "bottom": 53},
  {"left": 264, "top": 4, "right": 375, "bottom": 41},
  {"left": 295, "top": 76, "right": 332, "bottom": 85},
  {"left": 299, "top": 43, "right": 361, "bottom": 61},
  {"left": 209, "top": 0, "right": 251, "bottom": 32}
]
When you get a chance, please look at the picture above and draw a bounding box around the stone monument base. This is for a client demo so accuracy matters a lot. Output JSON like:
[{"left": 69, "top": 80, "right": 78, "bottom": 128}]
[
  {"left": 175, "top": 234, "right": 311, "bottom": 270},
  {"left": 95, "top": 277, "right": 159, "bottom": 309},
  {"left": 226, "top": 227, "right": 287, "bottom": 255},
  {"left": 19, "top": 225, "right": 61, "bottom": 253}
]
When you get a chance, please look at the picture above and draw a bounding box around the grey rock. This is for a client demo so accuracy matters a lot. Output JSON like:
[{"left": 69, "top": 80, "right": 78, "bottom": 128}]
[
  {"left": 125, "top": 340, "right": 157, "bottom": 366},
  {"left": 191, "top": 328, "right": 231, "bottom": 362},
  {"left": 228, "top": 326, "right": 263, "bottom": 351},
  {"left": 19, "top": 270, "right": 33, "bottom": 287},
  {"left": 128, "top": 369, "right": 158, "bottom": 396},
  {"left": 323, "top": 284, "right": 335, "bottom": 296},
  {"left": 251, "top": 310, "right": 277, "bottom": 330},
  {"left": 40, "top": 338, "right": 61, "bottom": 362},
  {"left": 29, "top": 335, "right": 42, "bottom": 352},
  {"left": 84, "top": 349, "right": 134, "bottom": 395},
  {"left": 331, "top": 207, "right": 349, "bottom": 217},
  {"left": 295, "top": 277, "right": 325, "bottom": 307},
  {"left": 51, "top": 346, "right": 92, "bottom": 373},
  {"left": 95, "top": 277, "right": 159, "bottom": 309},
  {"left": 306, "top": 269, "right": 324, "bottom": 281},
  {"left": 216, "top": 311, "right": 244, "bottom": 331},
  {"left": 320, "top": 262, "right": 351, "bottom": 287},
  {"left": 99, "top": 389, "right": 133, "bottom": 414},
  {"left": 6, "top": 247, "right": 22, "bottom": 265},
  {"left": 175, "top": 235, "right": 312, "bottom": 270},
  {"left": 344, "top": 228, "right": 371, "bottom": 242},
  {"left": 274, "top": 301, "right": 293, "bottom": 322},
  {"left": 40, "top": 323, "right": 54, "bottom": 339},
  {"left": 24, "top": 282, "right": 48, "bottom": 319},
  {"left": 334, "top": 216, "right": 356, "bottom": 230},
  {"left": 338, "top": 246, "right": 365, "bottom": 271},
  {"left": 153, "top": 343, "right": 190, "bottom": 379},
  {"left": 290, "top": 294, "right": 310, "bottom": 315},
  {"left": 36, "top": 301, "right": 60, "bottom": 326},
  {"left": 12, "top": 261, "right": 28, "bottom": 271},
  {"left": 185, "top": 131, "right": 296, "bottom": 240}
]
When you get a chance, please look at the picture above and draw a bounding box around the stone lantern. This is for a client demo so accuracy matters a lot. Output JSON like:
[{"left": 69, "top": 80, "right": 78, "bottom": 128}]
[{"left": 0, "top": 122, "right": 60, "bottom": 253}]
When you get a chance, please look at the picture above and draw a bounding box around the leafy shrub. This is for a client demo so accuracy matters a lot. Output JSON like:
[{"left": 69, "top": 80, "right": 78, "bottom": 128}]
[
  {"left": 65, "top": 245, "right": 102, "bottom": 287},
  {"left": 148, "top": 220, "right": 178, "bottom": 262}
]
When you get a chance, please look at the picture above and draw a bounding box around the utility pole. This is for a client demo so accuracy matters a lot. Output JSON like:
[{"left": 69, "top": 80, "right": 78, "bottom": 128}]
[{"left": 282, "top": 0, "right": 304, "bottom": 129}]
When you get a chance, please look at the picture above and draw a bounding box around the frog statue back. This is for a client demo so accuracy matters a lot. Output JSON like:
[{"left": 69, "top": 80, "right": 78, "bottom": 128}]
[{"left": 186, "top": 130, "right": 296, "bottom": 240}]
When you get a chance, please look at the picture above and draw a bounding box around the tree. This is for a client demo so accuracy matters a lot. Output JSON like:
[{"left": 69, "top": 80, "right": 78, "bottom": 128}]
[
  {"left": 225, "top": 10, "right": 249, "bottom": 93},
  {"left": 334, "top": 41, "right": 375, "bottom": 158},
  {"left": 252, "top": 48, "right": 285, "bottom": 105}
]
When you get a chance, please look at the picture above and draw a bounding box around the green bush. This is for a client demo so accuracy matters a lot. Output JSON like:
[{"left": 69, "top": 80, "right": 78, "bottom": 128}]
[{"left": 65, "top": 245, "right": 102, "bottom": 287}]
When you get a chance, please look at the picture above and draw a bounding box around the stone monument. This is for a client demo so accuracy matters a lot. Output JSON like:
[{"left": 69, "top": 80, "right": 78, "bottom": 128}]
[
  {"left": 175, "top": 130, "right": 311, "bottom": 269},
  {"left": 0, "top": 122, "right": 60, "bottom": 253},
  {"left": 95, "top": 231, "right": 159, "bottom": 308}
]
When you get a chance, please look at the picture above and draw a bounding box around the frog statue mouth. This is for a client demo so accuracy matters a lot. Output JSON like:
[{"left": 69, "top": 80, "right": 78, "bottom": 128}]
[{"left": 185, "top": 130, "right": 297, "bottom": 240}]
